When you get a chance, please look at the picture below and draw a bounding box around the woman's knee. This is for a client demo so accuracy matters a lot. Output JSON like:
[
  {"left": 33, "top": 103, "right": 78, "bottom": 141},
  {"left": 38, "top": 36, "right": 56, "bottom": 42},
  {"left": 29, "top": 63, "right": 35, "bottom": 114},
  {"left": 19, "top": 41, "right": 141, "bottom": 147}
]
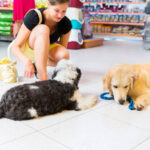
[
  {"left": 28, "top": 24, "right": 50, "bottom": 48},
  {"left": 34, "top": 24, "right": 50, "bottom": 36},
  {"left": 55, "top": 47, "right": 70, "bottom": 61}
]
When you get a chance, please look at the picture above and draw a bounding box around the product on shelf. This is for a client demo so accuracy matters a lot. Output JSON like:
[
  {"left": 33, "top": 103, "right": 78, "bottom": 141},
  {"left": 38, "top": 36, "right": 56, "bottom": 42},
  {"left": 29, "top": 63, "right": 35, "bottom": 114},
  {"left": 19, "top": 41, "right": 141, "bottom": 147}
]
[
  {"left": 83, "top": 0, "right": 145, "bottom": 39},
  {"left": 0, "top": 0, "right": 11, "bottom": 7},
  {"left": 92, "top": 23, "right": 142, "bottom": 37},
  {"left": 143, "top": 1, "right": 150, "bottom": 50},
  {"left": 0, "top": 12, "right": 13, "bottom": 36},
  {"left": 35, "top": 0, "right": 48, "bottom": 8},
  {"left": 85, "top": 0, "right": 146, "bottom": 2}
]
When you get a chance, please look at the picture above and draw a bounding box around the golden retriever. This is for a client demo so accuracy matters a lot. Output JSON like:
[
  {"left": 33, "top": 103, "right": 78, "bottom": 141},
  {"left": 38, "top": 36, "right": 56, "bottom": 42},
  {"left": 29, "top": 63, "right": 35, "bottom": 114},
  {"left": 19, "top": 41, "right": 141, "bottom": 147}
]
[{"left": 102, "top": 63, "right": 150, "bottom": 111}]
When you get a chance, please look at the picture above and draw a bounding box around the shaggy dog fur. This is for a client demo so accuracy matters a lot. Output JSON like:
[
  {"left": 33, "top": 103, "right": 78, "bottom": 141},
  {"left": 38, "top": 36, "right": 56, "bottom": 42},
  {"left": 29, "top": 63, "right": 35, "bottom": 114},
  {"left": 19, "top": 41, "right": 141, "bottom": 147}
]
[
  {"left": 103, "top": 63, "right": 150, "bottom": 111},
  {"left": 0, "top": 59, "right": 97, "bottom": 120}
]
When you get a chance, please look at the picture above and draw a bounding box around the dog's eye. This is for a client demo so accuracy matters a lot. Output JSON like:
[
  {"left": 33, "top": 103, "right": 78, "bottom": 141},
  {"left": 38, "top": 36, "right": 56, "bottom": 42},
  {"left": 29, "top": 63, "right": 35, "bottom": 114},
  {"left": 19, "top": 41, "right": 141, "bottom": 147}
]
[
  {"left": 113, "top": 85, "right": 118, "bottom": 88},
  {"left": 124, "top": 85, "right": 128, "bottom": 88}
]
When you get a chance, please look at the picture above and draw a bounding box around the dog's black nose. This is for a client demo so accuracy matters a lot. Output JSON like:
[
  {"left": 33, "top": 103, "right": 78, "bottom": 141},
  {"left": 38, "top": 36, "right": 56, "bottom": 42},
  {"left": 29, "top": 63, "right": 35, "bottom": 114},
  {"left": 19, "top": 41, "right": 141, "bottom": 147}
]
[{"left": 119, "top": 99, "right": 125, "bottom": 105}]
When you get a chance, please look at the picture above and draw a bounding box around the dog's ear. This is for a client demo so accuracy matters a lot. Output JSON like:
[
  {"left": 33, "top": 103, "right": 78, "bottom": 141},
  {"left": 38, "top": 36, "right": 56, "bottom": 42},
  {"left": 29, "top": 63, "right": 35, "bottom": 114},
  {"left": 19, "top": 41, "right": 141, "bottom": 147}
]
[
  {"left": 130, "top": 72, "right": 137, "bottom": 89},
  {"left": 102, "top": 73, "right": 111, "bottom": 91},
  {"left": 51, "top": 70, "right": 58, "bottom": 79},
  {"left": 76, "top": 68, "right": 81, "bottom": 80},
  {"left": 102, "top": 72, "right": 113, "bottom": 96},
  {"left": 74, "top": 68, "right": 81, "bottom": 87}
]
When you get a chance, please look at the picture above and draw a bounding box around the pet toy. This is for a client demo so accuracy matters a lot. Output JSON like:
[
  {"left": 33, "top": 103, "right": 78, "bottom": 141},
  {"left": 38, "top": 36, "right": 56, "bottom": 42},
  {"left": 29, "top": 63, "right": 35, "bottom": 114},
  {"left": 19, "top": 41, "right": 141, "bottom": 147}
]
[{"left": 100, "top": 92, "right": 135, "bottom": 110}]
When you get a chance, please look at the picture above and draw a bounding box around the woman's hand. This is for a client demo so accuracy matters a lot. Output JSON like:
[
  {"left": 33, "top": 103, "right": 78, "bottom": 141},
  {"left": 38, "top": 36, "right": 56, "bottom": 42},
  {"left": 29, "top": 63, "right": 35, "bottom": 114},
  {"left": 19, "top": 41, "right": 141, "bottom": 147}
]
[{"left": 24, "top": 59, "right": 35, "bottom": 78}]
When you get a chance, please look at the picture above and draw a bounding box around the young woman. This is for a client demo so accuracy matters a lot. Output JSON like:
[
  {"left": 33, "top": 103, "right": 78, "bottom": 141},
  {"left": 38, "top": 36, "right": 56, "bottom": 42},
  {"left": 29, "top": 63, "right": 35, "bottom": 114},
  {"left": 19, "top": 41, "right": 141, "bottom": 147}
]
[{"left": 11, "top": 0, "right": 72, "bottom": 81}]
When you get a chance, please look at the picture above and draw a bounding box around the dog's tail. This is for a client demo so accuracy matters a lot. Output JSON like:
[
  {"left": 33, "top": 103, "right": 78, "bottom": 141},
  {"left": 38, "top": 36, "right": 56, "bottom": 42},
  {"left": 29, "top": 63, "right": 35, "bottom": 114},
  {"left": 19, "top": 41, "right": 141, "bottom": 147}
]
[{"left": 77, "top": 94, "right": 98, "bottom": 110}]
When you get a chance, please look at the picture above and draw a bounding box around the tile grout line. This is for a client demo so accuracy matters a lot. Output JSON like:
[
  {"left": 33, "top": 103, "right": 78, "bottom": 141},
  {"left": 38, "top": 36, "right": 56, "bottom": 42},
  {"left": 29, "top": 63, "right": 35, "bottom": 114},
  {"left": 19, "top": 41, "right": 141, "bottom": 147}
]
[
  {"left": 92, "top": 111, "right": 150, "bottom": 150},
  {"left": 0, "top": 103, "right": 110, "bottom": 147},
  {"left": 130, "top": 136, "right": 150, "bottom": 150},
  {"left": 20, "top": 106, "right": 102, "bottom": 131},
  {"left": 19, "top": 107, "right": 115, "bottom": 150},
  {"left": 20, "top": 121, "right": 73, "bottom": 150},
  {"left": 93, "top": 110, "right": 150, "bottom": 133},
  {"left": 38, "top": 131, "right": 73, "bottom": 150},
  {"left": 0, "top": 130, "right": 37, "bottom": 146}
]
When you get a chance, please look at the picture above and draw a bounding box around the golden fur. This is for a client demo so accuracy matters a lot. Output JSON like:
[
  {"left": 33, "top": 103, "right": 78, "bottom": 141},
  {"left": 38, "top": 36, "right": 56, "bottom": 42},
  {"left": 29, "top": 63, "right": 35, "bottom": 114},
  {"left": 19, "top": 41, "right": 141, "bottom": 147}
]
[{"left": 103, "top": 63, "right": 150, "bottom": 110}]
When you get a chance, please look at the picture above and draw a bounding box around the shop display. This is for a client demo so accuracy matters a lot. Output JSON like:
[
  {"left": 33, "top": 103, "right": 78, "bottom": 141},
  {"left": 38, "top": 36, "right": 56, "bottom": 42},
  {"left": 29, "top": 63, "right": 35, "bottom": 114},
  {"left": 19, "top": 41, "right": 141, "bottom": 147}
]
[
  {"left": 0, "top": 0, "right": 12, "bottom": 7},
  {"left": 143, "top": 1, "right": 150, "bottom": 50},
  {"left": 66, "top": 0, "right": 84, "bottom": 49},
  {"left": 84, "top": 0, "right": 146, "bottom": 40},
  {"left": 0, "top": 0, "right": 147, "bottom": 41},
  {"left": 0, "top": 0, "right": 48, "bottom": 40},
  {"left": 0, "top": 12, "right": 13, "bottom": 36}
]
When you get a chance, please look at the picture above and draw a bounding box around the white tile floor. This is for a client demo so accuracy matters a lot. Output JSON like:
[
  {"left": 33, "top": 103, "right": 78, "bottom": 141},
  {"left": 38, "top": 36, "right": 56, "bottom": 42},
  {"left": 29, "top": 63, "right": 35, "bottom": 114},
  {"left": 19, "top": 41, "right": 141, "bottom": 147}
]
[{"left": 0, "top": 40, "right": 150, "bottom": 150}]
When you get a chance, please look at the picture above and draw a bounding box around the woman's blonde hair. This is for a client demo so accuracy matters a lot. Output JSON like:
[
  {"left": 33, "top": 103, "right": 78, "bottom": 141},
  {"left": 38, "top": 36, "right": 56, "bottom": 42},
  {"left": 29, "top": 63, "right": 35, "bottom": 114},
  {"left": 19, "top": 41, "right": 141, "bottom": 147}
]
[{"left": 48, "top": 0, "right": 69, "bottom": 5}]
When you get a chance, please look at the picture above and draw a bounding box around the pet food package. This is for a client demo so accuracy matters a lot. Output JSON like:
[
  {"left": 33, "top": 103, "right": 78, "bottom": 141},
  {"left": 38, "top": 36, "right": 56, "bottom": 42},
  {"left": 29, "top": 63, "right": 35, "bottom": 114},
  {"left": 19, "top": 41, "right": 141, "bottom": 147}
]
[
  {"left": 66, "top": 0, "right": 84, "bottom": 49},
  {"left": 0, "top": 12, "right": 13, "bottom": 36},
  {"left": 0, "top": 12, "right": 13, "bottom": 22}
]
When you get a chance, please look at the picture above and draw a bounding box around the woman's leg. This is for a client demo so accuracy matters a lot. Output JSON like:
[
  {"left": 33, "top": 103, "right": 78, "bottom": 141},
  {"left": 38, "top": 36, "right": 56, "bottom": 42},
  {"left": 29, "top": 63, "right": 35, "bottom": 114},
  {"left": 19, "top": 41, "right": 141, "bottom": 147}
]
[
  {"left": 28, "top": 24, "right": 50, "bottom": 80},
  {"left": 13, "top": 20, "right": 23, "bottom": 37},
  {"left": 47, "top": 45, "right": 70, "bottom": 66},
  {"left": 27, "top": 24, "right": 69, "bottom": 80}
]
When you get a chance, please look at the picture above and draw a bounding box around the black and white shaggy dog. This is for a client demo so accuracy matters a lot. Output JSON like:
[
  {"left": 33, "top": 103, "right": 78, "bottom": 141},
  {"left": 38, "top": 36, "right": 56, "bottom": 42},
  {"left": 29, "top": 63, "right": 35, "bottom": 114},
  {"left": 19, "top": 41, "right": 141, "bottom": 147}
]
[{"left": 0, "top": 59, "right": 97, "bottom": 120}]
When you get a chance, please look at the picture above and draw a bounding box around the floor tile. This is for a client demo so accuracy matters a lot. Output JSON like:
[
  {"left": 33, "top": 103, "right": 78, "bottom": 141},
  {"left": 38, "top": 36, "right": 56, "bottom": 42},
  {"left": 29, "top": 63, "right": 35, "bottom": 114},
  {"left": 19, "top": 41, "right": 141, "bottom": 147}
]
[
  {"left": 133, "top": 137, "right": 150, "bottom": 150},
  {"left": 21, "top": 101, "right": 108, "bottom": 130},
  {"left": 0, "top": 132, "right": 70, "bottom": 150},
  {"left": 1, "top": 40, "right": 150, "bottom": 150},
  {"left": 41, "top": 112, "right": 149, "bottom": 150},
  {"left": 0, "top": 119, "right": 35, "bottom": 145},
  {"left": 94, "top": 101, "right": 150, "bottom": 132}
]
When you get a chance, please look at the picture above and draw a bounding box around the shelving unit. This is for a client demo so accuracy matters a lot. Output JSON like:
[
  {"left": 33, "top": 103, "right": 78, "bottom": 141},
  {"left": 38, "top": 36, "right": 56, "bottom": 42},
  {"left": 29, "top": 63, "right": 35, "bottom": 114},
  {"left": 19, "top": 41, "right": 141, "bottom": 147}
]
[
  {"left": 0, "top": 0, "right": 48, "bottom": 41},
  {"left": 91, "top": 21, "right": 144, "bottom": 26},
  {"left": 0, "top": 6, "right": 13, "bottom": 41},
  {"left": 84, "top": 0, "right": 146, "bottom": 41},
  {"left": 0, "top": 7, "right": 12, "bottom": 10},
  {"left": 84, "top": 2, "right": 146, "bottom": 4}
]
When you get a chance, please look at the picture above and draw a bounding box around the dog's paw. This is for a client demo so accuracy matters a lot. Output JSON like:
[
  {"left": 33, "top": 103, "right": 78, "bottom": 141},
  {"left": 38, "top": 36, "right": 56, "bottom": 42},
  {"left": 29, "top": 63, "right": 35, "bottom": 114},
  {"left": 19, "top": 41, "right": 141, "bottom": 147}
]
[
  {"left": 134, "top": 102, "right": 144, "bottom": 111},
  {"left": 77, "top": 95, "right": 98, "bottom": 110}
]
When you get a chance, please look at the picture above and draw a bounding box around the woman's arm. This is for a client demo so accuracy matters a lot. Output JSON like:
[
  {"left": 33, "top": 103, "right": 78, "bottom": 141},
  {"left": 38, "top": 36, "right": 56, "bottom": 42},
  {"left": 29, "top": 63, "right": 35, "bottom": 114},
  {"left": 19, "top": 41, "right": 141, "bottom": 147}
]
[
  {"left": 12, "top": 23, "right": 30, "bottom": 63},
  {"left": 11, "top": 24, "right": 35, "bottom": 78},
  {"left": 59, "top": 30, "right": 71, "bottom": 48}
]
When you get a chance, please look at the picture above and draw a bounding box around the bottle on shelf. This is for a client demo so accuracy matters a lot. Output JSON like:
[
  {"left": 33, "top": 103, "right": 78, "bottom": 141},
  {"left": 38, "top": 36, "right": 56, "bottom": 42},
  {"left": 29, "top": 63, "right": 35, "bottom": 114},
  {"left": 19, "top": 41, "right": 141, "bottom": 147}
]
[{"left": 143, "top": 1, "right": 150, "bottom": 50}]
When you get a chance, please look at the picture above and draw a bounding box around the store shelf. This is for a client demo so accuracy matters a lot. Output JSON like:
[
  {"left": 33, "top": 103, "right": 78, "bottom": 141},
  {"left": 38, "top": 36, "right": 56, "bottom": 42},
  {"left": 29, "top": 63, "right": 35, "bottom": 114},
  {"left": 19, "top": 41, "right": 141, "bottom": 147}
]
[
  {"left": 0, "top": 7, "right": 13, "bottom": 10},
  {"left": 0, "top": 35, "right": 13, "bottom": 41},
  {"left": 93, "top": 33, "right": 142, "bottom": 41},
  {"left": 84, "top": 2, "right": 146, "bottom": 4},
  {"left": 91, "top": 21, "right": 144, "bottom": 26},
  {"left": 94, "top": 32, "right": 142, "bottom": 37},
  {"left": 89, "top": 12, "right": 145, "bottom": 15}
]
